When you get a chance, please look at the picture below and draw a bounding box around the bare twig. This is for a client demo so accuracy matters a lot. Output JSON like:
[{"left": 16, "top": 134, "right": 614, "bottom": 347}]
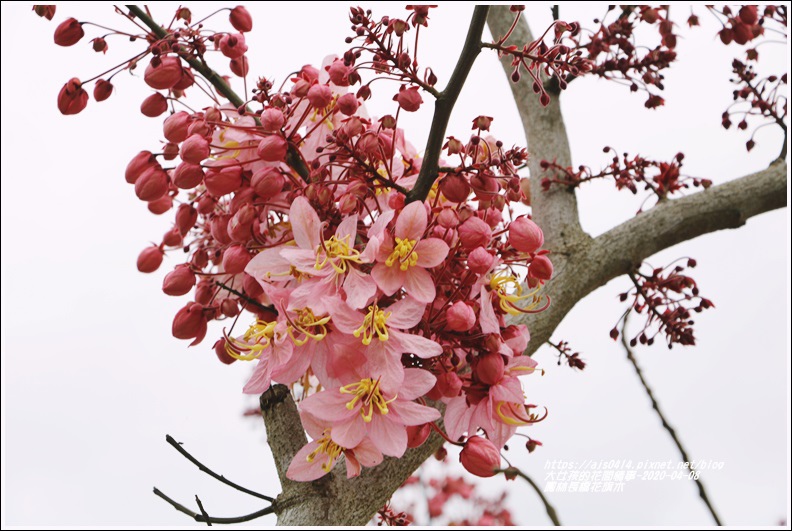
[
  {"left": 153, "top": 488, "right": 274, "bottom": 524},
  {"left": 195, "top": 495, "right": 213, "bottom": 527},
  {"left": 620, "top": 318, "right": 723, "bottom": 526},
  {"left": 495, "top": 467, "right": 561, "bottom": 526},
  {"left": 406, "top": 6, "right": 490, "bottom": 204},
  {"left": 165, "top": 434, "right": 274, "bottom": 502}
]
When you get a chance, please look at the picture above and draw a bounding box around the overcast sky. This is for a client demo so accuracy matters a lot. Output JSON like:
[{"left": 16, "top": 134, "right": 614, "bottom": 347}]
[{"left": 2, "top": 3, "right": 789, "bottom": 527}]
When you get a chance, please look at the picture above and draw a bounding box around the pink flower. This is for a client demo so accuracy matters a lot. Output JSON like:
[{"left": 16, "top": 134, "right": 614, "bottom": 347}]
[
  {"left": 301, "top": 368, "right": 440, "bottom": 457},
  {"left": 287, "top": 411, "right": 383, "bottom": 481},
  {"left": 371, "top": 201, "right": 449, "bottom": 303},
  {"left": 460, "top": 436, "right": 500, "bottom": 477}
]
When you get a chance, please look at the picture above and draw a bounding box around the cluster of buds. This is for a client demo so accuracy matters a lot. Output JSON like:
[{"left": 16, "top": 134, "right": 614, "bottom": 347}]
[
  {"left": 611, "top": 259, "right": 714, "bottom": 349},
  {"left": 568, "top": 5, "right": 677, "bottom": 109},
  {"left": 547, "top": 340, "right": 586, "bottom": 370},
  {"left": 540, "top": 148, "right": 711, "bottom": 210},
  {"left": 41, "top": 5, "right": 552, "bottom": 483}
]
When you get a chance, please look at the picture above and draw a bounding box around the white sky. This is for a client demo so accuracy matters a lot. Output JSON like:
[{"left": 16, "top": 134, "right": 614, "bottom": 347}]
[{"left": 1, "top": 2, "right": 790, "bottom": 527}]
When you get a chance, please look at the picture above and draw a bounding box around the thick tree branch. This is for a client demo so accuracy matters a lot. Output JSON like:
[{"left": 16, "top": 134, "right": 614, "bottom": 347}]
[
  {"left": 406, "top": 6, "right": 490, "bottom": 204},
  {"left": 520, "top": 161, "right": 787, "bottom": 355},
  {"left": 486, "top": 6, "right": 588, "bottom": 252}
]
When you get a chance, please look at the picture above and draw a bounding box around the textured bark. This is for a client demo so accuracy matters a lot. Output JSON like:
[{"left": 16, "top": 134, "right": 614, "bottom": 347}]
[{"left": 259, "top": 7, "right": 788, "bottom": 526}]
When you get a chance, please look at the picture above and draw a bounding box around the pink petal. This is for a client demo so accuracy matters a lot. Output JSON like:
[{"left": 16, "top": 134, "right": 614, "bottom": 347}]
[
  {"left": 272, "top": 343, "right": 312, "bottom": 385},
  {"left": 372, "top": 262, "right": 406, "bottom": 296},
  {"left": 506, "top": 354, "right": 538, "bottom": 375},
  {"left": 300, "top": 389, "right": 358, "bottom": 422},
  {"left": 479, "top": 287, "right": 499, "bottom": 334},
  {"left": 245, "top": 246, "right": 291, "bottom": 284},
  {"left": 331, "top": 416, "right": 367, "bottom": 449},
  {"left": 403, "top": 267, "right": 436, "bottom": 304},
  {"left": 395, "top": 201, "right": 427, "bottom": 240},
  {"left": 280, "top": 247, "right": 321, "bottom": 273},
  {"left": 415, "top": 238, "right": 449, "bottom": 268},
  {"left": 400, "top": 368, "right": 437, "bottom": 400},
  {"left": 345, "top": 452, "right": 362, "bottom": 478},
  {"left": 386, "top": 296, "right": 426, "bottom": 329},
  {"left": 367, "top": 210, "right": 395, "bottom": 239},
  {"left": 369, "top": 414, "right": 408, "bottom": 458},
  {"left": 336, "top": 214, "right": 358, "bottom": 242},
  {"left": 390, "top": 329, "right": 442, "bottom": 359},
  {"left": 327, "top": 299, "right": 363, "bottom": 334},
  {"left": 288, "top": 276, "right": 336, "bottom": 315},
  {"left": 444, "top": 397, "right": 472, "bottom": 442},
  {"left": 391, "top": 400, "right": 441, "bottom": 426},
  {"left": 290, "top": 196, "right": 321, "bottom": 250},
  {"left": 298, "top": 410, "right": 329, "bottom": 440},
  {"left": 286, "top": 441, "right": 334, "bottom": 482},
  {"left": 343, "top": 268, "right": 376, "bottom": 309},
  {"left": 351, "top": 437, "right": 384, "bottom": 468},
  {"left": 365, "top": 340, "right": 405, "bottom": 391},
  {"left": 242, "top": 358, "right": 273, "bottom": 395}
]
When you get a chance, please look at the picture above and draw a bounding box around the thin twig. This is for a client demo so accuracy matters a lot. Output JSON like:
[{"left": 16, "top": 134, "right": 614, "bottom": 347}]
[
  {"left": 195, "top": 495, "right": 213, "bottom": 527},
  {"left": 153, "top": 488, "right": 274, "bottom": 524},
  {"left": 165, "top": 434, "right": 275, "bottom": 502},
  {"left": 495, "top": 467, "right": 561, "bottom": 526},
  {"left": 620, "top": 318, "right": 723, "bottom": 526},
  {"left": 125, "top": 5, "right": 310, "bottom": 182},
  {"left": 406, "top": 6, "right": 490, "bottom": 204},
  {"left": 214, "top": 282, "right": 273, "bottom": 313}
]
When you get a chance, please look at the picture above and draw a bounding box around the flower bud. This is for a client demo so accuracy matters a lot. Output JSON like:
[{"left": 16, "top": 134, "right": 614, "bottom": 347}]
[
  {"left": 163, "top": 111, "right": 192, "bottom": 143},
  {"left": 251, "top": 167, "right": 285, "bottom": 197},
  {"left": 439, "top": 173, "right": 470, "bottom": 203},
  {"left": 509, "top": 217, "right": 544, "bottom": 253},
  {"left": 406, "top": 424, "right": 432, "bottom": 449},
  {"left": 260, "top": 108, "right": 285, "bottom": 132},
  {"left": 460, "top": 436, "right": 500, "bottom": 477},
  {"left": 327, "top": 60, "right": 351, "bottom": 86},
  {"left": 221, "top": 298, "right": 240, "bottom": 317},
  {"left": 229, "top": 56, "right": 249, "bottom": 77},
  {"left": 446, "top": 301, "right": 476, "bottom": 332},
  {"left": 57, "top": 78, "right": 88, "bottom": 115},
  {"left": 175, "top": 204, "right": 198, "bottom": 235},
  {"left": 93, "top": 79, "right": 113, "bottom": 102},
  {"left": 194, "top": 280, "right": 213, "bottom": 304},
  {"left": 307, "top": 83, "right": 333, "bottom": 109},
  {"left": 337, "top": 93, "right": 359, "bottom": 116},
  {"left": 437, "top": 208, "right": 459, "bottom": 229},
  {"left": 33, "top": 5, "right": 56, "bottom": 20},
  {"left": 467, "top": 247, "right": 494, "bottom": 275},
  {"left": 162, "top": 227, "right": 183, "bottom": 247},
  {"left": 458, "top": 216, "right": 491, "bottom": 251},
  {"left": 394, "top": 85, "right": 423, "bottom": 112},
  {"left": 243, "top": 273, "right": 264, "bottom": 298},
  {"left": 173, "top": 162, "right": 204, "bottom": 189},
  {"left": 54, "top": 18, "right": 84, "bottom": 46},
  {"left": 172, "top": 302, "right": 207, "bottom": 344},
  {"left": 476, "top": 352, "right": 505, "bottom": 385},
  {"left": 213, "top": 338, "right": 237, "bottom": 365},
  {"left": 219, "top": 33, "right": 248, "bottom": 59},
  {"left": 134, "top": 166, "right": 169, "bottom": 202},
  {"left": 435, "top": 371, "right": 463, "bottom": 398},
  {"left": 163, "top": 264, "right": 196, "bottom": 296},
  {"left": 147, "top": 195, "right": 173, "bottom": 215},
  {"left": 173, "top": 67, "right": 195, "bottom": 91},
  {"left": 257, "top": 136, "right": 288, "bottom": 162},
  {"left": 137, "top": 245, "right": 164, "bottom": 273},
  {"left": 229, "top": 6, "right": 253, "bottom": 32},
  {"left": 222, "top": 245, "right": 251, "bottom": 274},
  {"left": 180, "top": 134, "right": 210, "bottom": 164},
  {"left": 144, "top": 56, "right": 182, "bottom": 90},
  {"left": 140, "top": 92, "right": 168, "bottom": 117},
  {"left": 529, "top": 254, "right": 554, "bottom": 281},
  {"left": 204, "top": 163, "right": 242, "bottom": 197},
  {"left": 125, "top": 151, "right": 157, "bottom": 184}
]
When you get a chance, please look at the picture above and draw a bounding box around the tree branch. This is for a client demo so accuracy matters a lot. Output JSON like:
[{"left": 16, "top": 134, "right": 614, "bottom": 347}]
[
  {"left": 519, "top": 160, "right": 787, "bottom": 355},
  {"left": 486, "top": 6, "right": 588, "bottom": 252},
  {"left": 406, "top": 6, "right": 490, "bottom": 204},
  {"left": 153, "top": 487, "right": 273, "bottom": 524},
  {"left": 620, "top": 318, "right": 723, "bottom": 525},
  {"left": 496, "top": 467, "right": 561, "bottom": 526}
]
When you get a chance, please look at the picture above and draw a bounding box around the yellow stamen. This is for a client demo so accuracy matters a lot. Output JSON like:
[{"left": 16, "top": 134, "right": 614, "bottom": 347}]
[
  {"left": 225, "top": 320, "right": 277, "bottom": 361},
  {"left": 489, "top": 272, "right": 546, "bottom": 315},
  {"left": 339, "top": 378, "right": 397, "bottom": 422},
  {"left": 385, "top": 237, "right": 418, "bottom": 271},
  {"left": 495, "top": 401, "right": 547, "bottom": 426},
  {"left": 287, "top": 307, "right": 331, "bottom": 346},
  {"left": 315, "top": 234, "right": 362, "bottom": 274},
  {"left": 305, "top": 429, "right": 344, "bottom": 472},
  {"left": 353, "top": 303, "right": 391, "bottom": 345}
]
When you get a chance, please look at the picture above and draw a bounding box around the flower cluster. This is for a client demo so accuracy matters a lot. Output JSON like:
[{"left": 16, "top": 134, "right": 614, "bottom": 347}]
[{"left": 40, "top": 4, "right": 553, "bottom": 482}]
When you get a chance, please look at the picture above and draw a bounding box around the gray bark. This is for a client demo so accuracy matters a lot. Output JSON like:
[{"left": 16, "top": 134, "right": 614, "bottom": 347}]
[{"left": 259, "top": 7, "right": 788, "bottom": 525}]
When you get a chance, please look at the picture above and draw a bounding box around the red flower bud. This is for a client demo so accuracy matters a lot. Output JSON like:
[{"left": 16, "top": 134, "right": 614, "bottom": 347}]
[
  {"left": 221, "top": 298, "right": 240, "bottom": 317},
  {"left": 446, "top": 301, "right": 476, "bottom": 332},
  {"left": 91, "top": 37, "right": 108, "bottom": 53},
  {"left": 394, "top": 85, "right": 423, "bottom": 112},
  {"left": 33, "top": 5, "right": 56, "bottom": 20},
  {"left": 529, "top": 254, "right": 554, "bottom": 281},
  {"left": 257, "top": 136, "right": 288, "bottom": 162},
  {"left": 162, "top": 227, "right": 183, "bottom": 247},
  {"left": 251, "top": 167, "right": 285, "bottom": 197},
  {"left": 54, "top": 17, "right": 83, "bottom": 46},
  {"left": 467, "top": 247, "right": 494, "bottom": 275},
  {"left": 439, "top": 173, "right": 470, "bottom": 203},
  {"left": 173, "top": 162, "right": 204, "bottom": 189},
  {"left": 93, "top": 79, "right": 113, "bottom": 102},
  {"left": 163, "top": 111, "right": 192, "bottom": 143},
  {"left": 140, "top": 92, "right": 168, "bottom": 117},
  {"left": 458, "top": 216, "right": 492, "bottom": 250},
  {"left": 229, "top": 56, "right": 249, "bottom": 77},
  {"left": 134, "top": 166, "right": 169, "bottom": 202},
  {"left": 243, "top": 273, "right": 264, "bottom": 298},
  {"left": 222, "top": 245, "right": 251, "bottom": 274},
  {"left": 172, "top": 302, "right": 208, "bottom": 345},
  {"left": 205, "top": 163, "right": 243, "bottom": 197},
  {"left": 260, "top": 108, "right": 285, "bottom": 132},
  {"left": 175, "top": 204, "right": 198, "bottom": 235},
  {"left": 180, "top": 134, "right": 210, "bottom": 164},
  {"left": 739, "top": 5, "right": 758, "bottom": 25},
  {"left": 337, "top": 93, "right": 359, "bottom": 116},
  {"left": 327, "top": 60, "right": 352, "bottom": 86},
  {"left": 144, "top": 56, "right": 182, "bottom": 90},
  {"left": 406, "top": 424, "right": 432, "bottom": 448},
  {"left": 509, "top": 217, "right": 544, "bottom": 253},
  {"left": 57, "top": 78, "right": 88, "bottom": 115},
  {"left": 307, "top": 83, "right": 333, "bottom": 109},
  {"left": 219, "top": 33, "right": 248, "bottom": 59},
  {"left": 460, "top": 436, "right": 500, "bottom": 477},
  {"left": 229, "top": 6, "right": 253, "bottom": 32},
  {"left": 213, "top": 338, "right": 237, "bottom": 365},
  {"left": 436, "top": 371, "right": 463, "bottom": 398},
  {"left": 137, "top": 245, "right": 164, "bottom": 273},
  {"left": 163, "top": 264, "right": 196, "bottom": 296},
  {"left": 125, "top": 151, "right": 157, "bottom": 184},
  {"left": 147, "top": 195, "right": 173, "bottom": 215},
  {"left": 477, "top": 352, "right": 505, "bottom": 385},
  {"left": 472, "top": 115, "right": 493, "bottom": 131},
  {"left": 437, "top": 208, "right": 459, "bottom": 229}
]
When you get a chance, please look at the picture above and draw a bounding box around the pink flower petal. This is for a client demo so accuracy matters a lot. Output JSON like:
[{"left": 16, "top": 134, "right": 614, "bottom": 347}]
[
  {"left": 343, "top": 268, "right": 376, "bottom": 309},
  {"left": 403, "top": 267, "right": 436, "bottom": 304},
  {"left": 336, "top": 214, "right": 358, "bottom": 242},
  {"left": 391, "top": 400, "right": 441, "bottom": 426},
  {"left": 400, "top": 367, "right": 437, "bottom": 400},
  {"left": 290, "top": 196, "right": 321, "bottom": 250},
  {"left": 395, "top": 201, "right": 427, "bottom": 240},
  {"left": 331, "top": 416, "right": 367, "bottom": 449},
  {"left": 390, "top": 330, "right": 442, "bottom": 359},
  {"left": 479, "top": 287, "right": 499, "bottom": 334},
  {"left": 386, "top": 296, "right": 426, "bottom": 329},
  {"left": 280, "top": 247, "right": 321, "bottom": 273},
  {"left": 369, "top": 414, "right": 408, "bottom": 458},
  {"left": 415, "top": 238, "right": 449, "bottom": 268},
  {"left": 444, "top": 396, "right": 472, "bottom": 442},
  {"left": 287, "top": 441, "right": 334, "bottom": 482},
  {"left": 327, "top": 298, "right": 364, "bottom": 334},
  {"left": 242, "top": 358, "right": 273, "bottom": 395},
  {"left": 245, "top": 246, "right": 291, "bottom": 284},
  {"left": 372, "top": 262, "right": 406, "bottom": 296},
  {"left": 300, "top": 389, "right": 358, "bottom": 422},
  {"left": 352, "top": 437, "right": 384, "bottom": 468}
]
